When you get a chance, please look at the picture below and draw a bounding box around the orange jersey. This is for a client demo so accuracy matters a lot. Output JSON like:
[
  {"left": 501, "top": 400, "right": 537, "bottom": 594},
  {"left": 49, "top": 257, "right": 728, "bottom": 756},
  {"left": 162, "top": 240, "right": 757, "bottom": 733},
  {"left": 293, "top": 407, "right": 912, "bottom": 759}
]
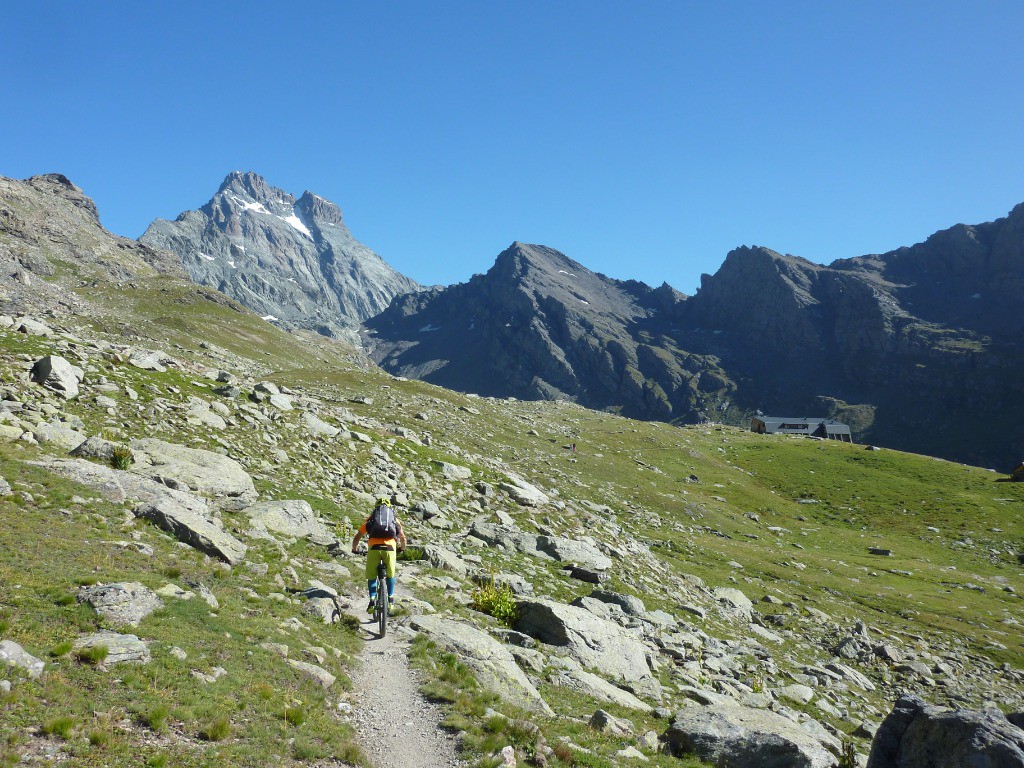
[{"left": 359, "top": 518, "right": 402, "bottom": 549}]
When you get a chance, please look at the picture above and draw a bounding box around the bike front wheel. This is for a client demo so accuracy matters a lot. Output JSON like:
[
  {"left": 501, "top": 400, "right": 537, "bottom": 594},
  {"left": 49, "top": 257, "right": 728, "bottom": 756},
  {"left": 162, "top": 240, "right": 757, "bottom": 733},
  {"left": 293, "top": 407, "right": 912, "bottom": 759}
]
[{"left": 377, "top": 580, "right": 388, "bottom": 637}]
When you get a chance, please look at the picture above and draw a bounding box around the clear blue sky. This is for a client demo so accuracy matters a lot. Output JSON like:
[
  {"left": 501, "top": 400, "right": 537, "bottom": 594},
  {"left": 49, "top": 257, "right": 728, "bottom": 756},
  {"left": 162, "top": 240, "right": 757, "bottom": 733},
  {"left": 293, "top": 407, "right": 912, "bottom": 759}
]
[{"left": 4, "top": 2, "right": 1023, "bottom": 293}]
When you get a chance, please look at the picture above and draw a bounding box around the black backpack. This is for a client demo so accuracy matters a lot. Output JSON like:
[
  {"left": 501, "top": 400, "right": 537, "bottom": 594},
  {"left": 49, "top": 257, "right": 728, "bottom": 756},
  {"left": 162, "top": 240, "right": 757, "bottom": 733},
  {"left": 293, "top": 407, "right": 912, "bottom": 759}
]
[{"left": 366, "top": 503, "right": 398, "bottom": 538}]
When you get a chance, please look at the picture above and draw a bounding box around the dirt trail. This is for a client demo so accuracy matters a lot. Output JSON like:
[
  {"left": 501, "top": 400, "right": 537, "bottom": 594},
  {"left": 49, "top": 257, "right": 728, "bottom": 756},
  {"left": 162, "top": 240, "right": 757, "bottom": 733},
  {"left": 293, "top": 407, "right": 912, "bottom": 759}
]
[{"left": 342, "top": 597, "right": 465, "bottom": 768}]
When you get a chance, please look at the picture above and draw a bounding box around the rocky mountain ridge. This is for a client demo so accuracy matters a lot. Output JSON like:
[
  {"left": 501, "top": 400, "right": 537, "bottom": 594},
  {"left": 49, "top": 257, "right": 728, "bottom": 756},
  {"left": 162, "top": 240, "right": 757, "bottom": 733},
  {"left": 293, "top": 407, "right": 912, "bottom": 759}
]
[
  {"left": 141, "top": 171, "right": 421, "bottom": 340},
  {"left": 365, "top": 205, "right": 1024, "bottom": 468}
]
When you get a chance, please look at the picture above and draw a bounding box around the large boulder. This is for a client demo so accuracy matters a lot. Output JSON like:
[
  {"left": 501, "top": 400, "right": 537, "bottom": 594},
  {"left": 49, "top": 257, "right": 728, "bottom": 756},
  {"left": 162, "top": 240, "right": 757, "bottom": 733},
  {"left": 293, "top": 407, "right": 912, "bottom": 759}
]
[
  {"left": 243, "top": 500, "right": 334, "bottom": 545},
  {"left": 135, "top": 497, "right": 248, "bottom": 565},
  {"left": 514, "top": 597, "right": 651, "bottom": 684},
  {"left": 410, "top": 615, "right": 553, "bottom": 715},
  {"left": 29, "top": 355, "right": 83, "bottom": 400},
  {"left": 662, "top": 695, "right": 836, "bottom": 768},
  {"left": 547, "top": 656, "right": 652, "bottom": 712},
  {"left": 301, "top": 411, "right": 340, "bottom": 438},
  {"left": 471, "top": 521, "right": 545, "bottom": 558},
  {"left": 77, "top": 582, "right": 163, "bottom": 627},
  {"left": 129, "top": 438, "right": 257, "bottom": 508},
  {"left": 867, "top": 694, "right": 1024, "bottom": 768}
]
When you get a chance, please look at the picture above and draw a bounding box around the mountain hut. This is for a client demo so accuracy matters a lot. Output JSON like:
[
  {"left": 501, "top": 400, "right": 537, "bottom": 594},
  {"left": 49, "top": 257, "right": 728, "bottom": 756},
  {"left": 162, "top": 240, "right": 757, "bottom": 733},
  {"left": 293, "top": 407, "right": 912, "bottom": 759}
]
[{"left": 751, "top": 416, "right": 853, "bottom": 443}]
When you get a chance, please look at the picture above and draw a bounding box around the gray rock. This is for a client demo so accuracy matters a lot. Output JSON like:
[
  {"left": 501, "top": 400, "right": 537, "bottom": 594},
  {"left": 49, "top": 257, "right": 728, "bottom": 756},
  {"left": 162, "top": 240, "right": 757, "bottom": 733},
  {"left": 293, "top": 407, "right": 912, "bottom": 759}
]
[
  {"left": 30, "top": 355, "right": 83, "bottom": 399},
  {"left": 73, "top": 631, "right": 150, "bottom": 664},
  {"left": 435, "top": 461, "right": 471, "bottom": 481},
  {"left": 590, "top": 709, "right": 634, "bottom": 736},
  {"left": 774, "top": 684, "right": 815, "bottom": 706},
  {"left": 662, "top": 696, "right": 836, "bottom": 768},
  {"left": 410, "top": 615, "right": 553, "bottom": 715},
  {"left": 867, "top": 694, "right": 1024, "bottom": 768},
  {"left": 77, "top": 582, "right": 163, "bottom": 627},
  {"left": 129, "top": 438, "right": 257, "bottom": 507},
  {"left": 588, "top": 590, "right": 646, "bottom": 617},
  {"left": 243, "top": 499, "right": 334, "bottom": 545},
  {"left": 16, "top": 317, "right": 53, "bottom": 336},
  {"left": 514, "top": 597, "right": 651, "bottom": 684},
  {"left": 28, "top": 457, "right": 211, "bottom": 517},
  {"left": 301, "top": 411, "right": 340, "bottom": 438},
  {"left": 286, "top": 660, "right": 336, "bottom": 688},
  {"left": 268, "top": 393, "right": 293, "bottom": 411},
  {"left": 422, "top": 545, "right": 470, "bottom": 576},
  {"left": 127, "top": 349, "right": 170, "bottom": 372},
  {"left": 547, "top": 657, "right": 653, "bottom": 712},
  {"left": 135, "top": 497, "right": 248, "bottom": 565},
  {"left": 499, "top": 473, "right": 549, "bottom": 506},
  {"left": 69, "top": 436, "right": 120, "bottom": 461},
  {"left": 713, "top": 586, "right": 754, "bottom": 620},
  {"left": 537, "top": 535, "right": 612, "bottom": 572},
  {"left": 0, "top": 640, "right": 45, "bottom": 678},
  {"left": 31, "top": 422, "right": 87, "bottom": 452},
  {"left": 0, "top": 476, "right": 11, "bottom": 496}
]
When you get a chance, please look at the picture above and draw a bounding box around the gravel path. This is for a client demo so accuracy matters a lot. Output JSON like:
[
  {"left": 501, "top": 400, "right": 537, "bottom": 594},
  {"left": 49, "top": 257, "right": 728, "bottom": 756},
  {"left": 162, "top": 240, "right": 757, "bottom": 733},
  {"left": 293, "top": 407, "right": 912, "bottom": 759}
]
[{"left": 343, "top": 599, "right": 466, "bottom": 768}]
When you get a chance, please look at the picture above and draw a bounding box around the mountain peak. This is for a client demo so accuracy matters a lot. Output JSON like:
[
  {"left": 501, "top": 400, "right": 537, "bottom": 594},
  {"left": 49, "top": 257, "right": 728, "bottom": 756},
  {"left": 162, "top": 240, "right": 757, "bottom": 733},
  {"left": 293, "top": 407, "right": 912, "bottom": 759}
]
[
  {"left": 216, "top": 171, "right": 290, "bottom": 206},
  {"left": 297, "top": 190, "right": 345, "bottom": 227}
]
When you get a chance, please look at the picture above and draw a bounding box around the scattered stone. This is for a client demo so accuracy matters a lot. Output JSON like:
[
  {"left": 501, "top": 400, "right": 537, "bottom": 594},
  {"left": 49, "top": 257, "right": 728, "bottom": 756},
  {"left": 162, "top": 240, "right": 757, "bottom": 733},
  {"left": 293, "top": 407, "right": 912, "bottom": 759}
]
[
  {"left": 0, "top": 640, "right": 45, "bottom": 678},
  {"left": 77, "top": 582, "right": 163, "bottom": 627},
  {"left": 500, "top": 473, "right": 550, "bottom": 506},
  {"left": 286, "top": 659, "right": 336, "bottom": 688},
  {"left": 73, "top": 631, "right": 150, "bottom": 664},
  {"left": 135, "top": 497, "right": 248, "bottom": 564},
  {"left": 590, "top": 709, "right": 634, "bottom": 736},
  {"left": 434, "top": 460, "right": 471, "bottom": 481},
  {"left": 243, "top": 499, "right": 335, "bottom": 545},
  {"left": 868, "top": 547, "right": 893, "bottom": 557},
  {"left": 129, "top": 438, "right": 257, "bottom": 507},
  {"left": 29, "top": 355, "right": 83, "bottom": 399}
]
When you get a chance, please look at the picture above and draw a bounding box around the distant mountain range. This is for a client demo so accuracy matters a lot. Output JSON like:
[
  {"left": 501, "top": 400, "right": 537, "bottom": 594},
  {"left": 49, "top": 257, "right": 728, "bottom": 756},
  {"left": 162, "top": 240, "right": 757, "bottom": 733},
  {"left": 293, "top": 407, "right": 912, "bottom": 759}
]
[
  {"left": 140, "top": 171, "right": 420, "bottom": 339},
  {"left": 3, "top": 170, "right": 1021, "bottom": 467}
]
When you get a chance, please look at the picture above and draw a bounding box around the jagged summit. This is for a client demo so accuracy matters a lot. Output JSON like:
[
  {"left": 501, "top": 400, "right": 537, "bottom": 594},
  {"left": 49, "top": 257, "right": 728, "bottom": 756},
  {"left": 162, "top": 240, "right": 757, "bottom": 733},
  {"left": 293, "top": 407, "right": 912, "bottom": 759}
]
[{"left": 141, "top": 172, "right": 420, "bottom": 337}]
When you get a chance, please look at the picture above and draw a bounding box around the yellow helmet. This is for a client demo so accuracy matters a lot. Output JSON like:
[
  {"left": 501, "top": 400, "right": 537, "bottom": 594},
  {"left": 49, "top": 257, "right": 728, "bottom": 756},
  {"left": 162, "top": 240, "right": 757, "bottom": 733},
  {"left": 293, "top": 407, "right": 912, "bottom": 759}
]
[{"left": 377, "top": 496, "right": 391, "bottom": 507}]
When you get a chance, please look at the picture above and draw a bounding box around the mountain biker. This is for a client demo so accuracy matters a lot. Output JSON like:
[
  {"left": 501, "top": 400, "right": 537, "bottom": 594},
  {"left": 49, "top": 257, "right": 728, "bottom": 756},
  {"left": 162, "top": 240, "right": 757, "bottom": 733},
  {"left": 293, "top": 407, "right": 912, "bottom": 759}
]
[{"left": 350, "top": 497, "right": 407, "bottom": 614}]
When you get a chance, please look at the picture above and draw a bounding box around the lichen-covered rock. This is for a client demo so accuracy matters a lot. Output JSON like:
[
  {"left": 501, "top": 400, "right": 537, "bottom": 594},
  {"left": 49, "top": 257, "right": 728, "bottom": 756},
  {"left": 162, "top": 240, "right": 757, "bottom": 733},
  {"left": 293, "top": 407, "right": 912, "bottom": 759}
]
[
  {"left": 29, "top": 355, "right": 82, "bottom": 399},
  {"left": 243, "top": 499, "right": 334, "bottom": 545},
  {"left": 129, "top": 438, "right": 257, "bottom": 508},
  {"left": 77, "top": 582, "right": 163, "bottom": 627},
  {"left": 411, "top": 615, "right": 553, "bottom": 715},
  {"left": 0, "top": 640, "right": 45, "bottom": 678},
  {"left": 73, "top": 631, "right": 150, "bottom": 665},
  {"left": 135, "top": 497, "right": 248, "bottom": 565}
]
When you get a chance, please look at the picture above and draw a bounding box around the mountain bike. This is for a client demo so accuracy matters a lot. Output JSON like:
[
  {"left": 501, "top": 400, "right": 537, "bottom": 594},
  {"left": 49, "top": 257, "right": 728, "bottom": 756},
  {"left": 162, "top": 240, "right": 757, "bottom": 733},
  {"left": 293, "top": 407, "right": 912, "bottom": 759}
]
[{"left": 371, "top": 546, "right": 389, "bottom": 638}]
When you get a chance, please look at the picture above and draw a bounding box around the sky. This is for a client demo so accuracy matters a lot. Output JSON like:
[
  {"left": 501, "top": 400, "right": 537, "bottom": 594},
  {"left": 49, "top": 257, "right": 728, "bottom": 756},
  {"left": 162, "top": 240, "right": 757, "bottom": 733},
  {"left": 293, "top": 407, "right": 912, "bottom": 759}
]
[{"left": 4, "top": 1, "right": 1024, "bottom": 293}]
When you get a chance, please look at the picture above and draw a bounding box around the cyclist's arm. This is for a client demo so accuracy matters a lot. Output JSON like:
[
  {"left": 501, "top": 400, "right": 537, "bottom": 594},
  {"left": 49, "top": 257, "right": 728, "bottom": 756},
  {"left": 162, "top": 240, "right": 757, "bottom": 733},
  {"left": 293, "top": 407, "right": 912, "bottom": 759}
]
[
  {"left": 396, "top": 520, "right": 407, "bottom": 551},
  {"left": 351, "top": 529, "right": 363, "bottom": 554}
]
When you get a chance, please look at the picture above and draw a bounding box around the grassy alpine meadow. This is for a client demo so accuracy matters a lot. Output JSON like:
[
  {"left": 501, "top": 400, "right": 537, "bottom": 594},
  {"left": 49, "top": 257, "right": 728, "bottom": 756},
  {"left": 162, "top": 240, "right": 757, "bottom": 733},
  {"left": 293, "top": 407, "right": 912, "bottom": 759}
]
[{"left": 0, "top": 442, "right": 363, "bottom": 767}]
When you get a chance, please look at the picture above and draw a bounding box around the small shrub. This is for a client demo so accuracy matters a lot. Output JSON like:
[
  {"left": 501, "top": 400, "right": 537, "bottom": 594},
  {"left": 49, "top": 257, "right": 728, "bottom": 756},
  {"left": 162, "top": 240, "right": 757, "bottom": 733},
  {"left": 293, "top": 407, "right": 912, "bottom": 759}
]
[
  {"left": 146, "top": 754, "right": 169, "bottom": 768},
  {"left": 397, "top": 546, "right": 425, "bottom": 561},
  {"left": 109, "top": 445, "right": 132, "bottom": 470},
  {"left": 75, "top": 644, "right": 108, "bottom": 665},
  {"left": 54, "top": 594, "right": 76, "bottom": 607},
  {"left": 50, "top": 641, "right": 74, "bottom": 657},
  {"left": 838, "top": 737, "right": 858, "bottom": 768},
  {"left": 199, "top": 715, "right": 230, "bottom": 742},
  {"left": 76, "top": 576, "right": 100, "bottom": 587},
  {"left": 470, "top": 579, "right": 519, "bottom": 627},
  {"left": 42, "top": 716, "right": 76, "bottom": 739},
  {"left": 0, "top": 618, "right": 9, "bottom": 635}
]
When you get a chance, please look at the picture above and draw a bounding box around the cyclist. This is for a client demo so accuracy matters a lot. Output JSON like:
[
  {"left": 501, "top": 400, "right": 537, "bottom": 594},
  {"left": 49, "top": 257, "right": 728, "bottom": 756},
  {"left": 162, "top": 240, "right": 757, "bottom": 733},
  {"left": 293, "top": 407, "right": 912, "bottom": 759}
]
[{"left": 350, "top": 497, "right": 407, "bottom": 614}]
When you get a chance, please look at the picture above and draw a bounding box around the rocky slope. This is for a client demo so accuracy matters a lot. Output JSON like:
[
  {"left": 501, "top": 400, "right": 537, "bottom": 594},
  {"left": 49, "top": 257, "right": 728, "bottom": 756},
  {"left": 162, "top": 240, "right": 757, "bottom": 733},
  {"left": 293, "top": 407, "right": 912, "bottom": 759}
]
[
  {"left": 364, "top": 241, "right": 737, "bottom": 423},
  {"left": 141, "top": 171, "right": 422, "bottom": 339},
  {"left": 365, "top": 206, "right": 1024, "bottom": 468},
  {"left": 2, "top": 173, "right": 1023, "bottom": 766}
]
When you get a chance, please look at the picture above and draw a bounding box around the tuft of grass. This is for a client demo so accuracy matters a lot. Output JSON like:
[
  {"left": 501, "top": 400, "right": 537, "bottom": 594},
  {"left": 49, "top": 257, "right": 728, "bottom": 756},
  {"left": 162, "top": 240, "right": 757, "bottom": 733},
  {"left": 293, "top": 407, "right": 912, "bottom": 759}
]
[
  {"left": 75, "top": 644, "right": 108, "bottom": 665},
  {"left": 199, "top": 715, "right": 231, "bottom": 742},
  {"left": 282, "top": 705, "right": 305, "bottom": 726},
  {"left": 50, "top": 641, "right": 74, "bottom": 657},
  {"left": 143, "top": 704, "right": 170, "bottom": 733},
  {"left": 41, "top": 716, "right": 76, "bottom": 740},
  {"left": 293, "top": 735, "right": 328, "bottom": 760},
  {"left": 109, "top": 444, "right": 132, "bottom": 470},
  {"left": 146, "top": 754, "right": 169, "bottom": 768},
  {"left": 162, "top": 564, "right": 183, "bottom": 579},
  {"left": 470, "top": 578, "right": 519, "bottom": 627},
  {"left": 87, "top": 729, "right": 110, "bottom": 747}
]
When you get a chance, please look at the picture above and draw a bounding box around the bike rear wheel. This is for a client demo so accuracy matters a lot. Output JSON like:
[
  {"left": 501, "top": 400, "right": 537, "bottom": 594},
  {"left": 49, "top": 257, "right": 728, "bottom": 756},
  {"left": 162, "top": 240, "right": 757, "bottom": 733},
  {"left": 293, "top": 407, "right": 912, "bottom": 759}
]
[{"left": 376, "top": 576, "right": 388, "bottom": 637}]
